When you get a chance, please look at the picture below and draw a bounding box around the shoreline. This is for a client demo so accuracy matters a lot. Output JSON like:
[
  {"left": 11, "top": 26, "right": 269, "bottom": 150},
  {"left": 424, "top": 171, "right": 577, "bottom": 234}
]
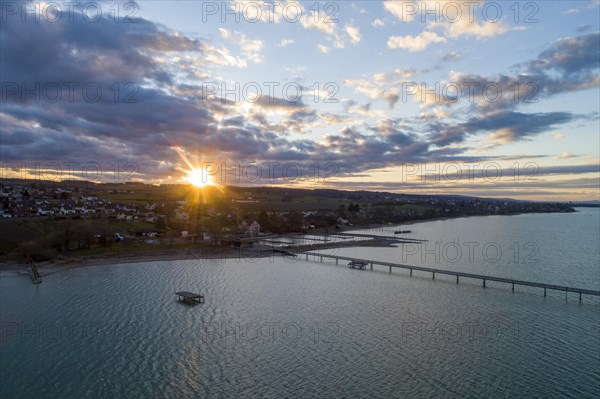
[
  {"left": 343, "top": 208, "right": 581, "bottom": 233},
  {"left": 0, "top": 209, "right": 583, "bottom": 278},
  {"left": 0, "top": 237, "right": 404, "bottom": 278}
]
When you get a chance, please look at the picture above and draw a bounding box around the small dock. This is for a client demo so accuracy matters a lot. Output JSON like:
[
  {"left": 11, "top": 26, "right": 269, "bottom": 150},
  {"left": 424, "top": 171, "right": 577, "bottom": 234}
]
[
  {"left": 29, "top": 260, "right": 42, "bottom": 284},
  {"left": 302, "top": 252, "right": 600, "bottom": 301},
  {"left": 175, "top": 291, "right": 205, "bottom": 305}
]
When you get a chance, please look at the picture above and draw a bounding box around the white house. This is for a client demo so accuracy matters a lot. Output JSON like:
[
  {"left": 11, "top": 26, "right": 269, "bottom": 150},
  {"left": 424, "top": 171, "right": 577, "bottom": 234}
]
[
  {"left": 176, "top": 211, "right": 189, "bottom": 220},
  {"left": 248, "top": 221, "right": 260, "bottom": 237}
]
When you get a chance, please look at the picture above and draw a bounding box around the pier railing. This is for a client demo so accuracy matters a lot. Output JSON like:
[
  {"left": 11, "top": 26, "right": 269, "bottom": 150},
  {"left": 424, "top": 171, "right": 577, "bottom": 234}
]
[{"left": 301, "top": 251, "right": 600, "bottom": 301}]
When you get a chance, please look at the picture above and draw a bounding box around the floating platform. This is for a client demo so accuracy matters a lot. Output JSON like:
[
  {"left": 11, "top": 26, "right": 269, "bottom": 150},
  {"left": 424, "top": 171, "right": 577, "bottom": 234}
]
[
  {"left": 348, "top": 261, "right": 369, "bottom": 270},
  {"left": 175, "top": 291, "right": 205, "bottom": 304}
]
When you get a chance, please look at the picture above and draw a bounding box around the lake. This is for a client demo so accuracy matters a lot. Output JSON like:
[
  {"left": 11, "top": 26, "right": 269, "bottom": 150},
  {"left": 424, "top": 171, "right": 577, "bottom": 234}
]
[{"left": 1, "top": 209, "right": 599, "bottom": 398}]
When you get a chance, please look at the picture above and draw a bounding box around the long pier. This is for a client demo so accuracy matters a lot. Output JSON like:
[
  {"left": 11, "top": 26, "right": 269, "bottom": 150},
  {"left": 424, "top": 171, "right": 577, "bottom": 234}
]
[
  {"left": 301, "top": 252, "right": 600, "bottom": 301},
  {"left": 331, "top": 232, "right": 426, "bottom": 243}
]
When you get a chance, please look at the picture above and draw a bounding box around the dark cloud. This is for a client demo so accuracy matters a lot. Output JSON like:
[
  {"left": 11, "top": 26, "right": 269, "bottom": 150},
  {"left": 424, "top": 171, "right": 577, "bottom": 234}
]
[
  {"left": 0, "top": 2, "right": 597, "bottom": 188},
  {"left": 576, "top": 24, "right": 591, "bottom": 33},
  {"left": 525, "top": 33, "right": 599, "bottom": 77},
  {"left": 427, "top": 110, "right": 579, "bottom": 148},
  {"left": 439, "top": 51, "right": 461, "bottom": 63}
]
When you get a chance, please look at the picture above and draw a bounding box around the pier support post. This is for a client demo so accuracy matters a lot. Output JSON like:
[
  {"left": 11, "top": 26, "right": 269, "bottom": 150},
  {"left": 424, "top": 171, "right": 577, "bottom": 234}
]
[
  {"left": 512, "top": 283, "right": 514, "bottom": 292},
  {"left": 565, "top": 288, "right": 568, "bottom": 301},
  {"left": 456, "top": 275, "right": 459, "bottom": 284},
  {"left": 336, "top": 259, "right": 338, "bottom": 265},
  {"left": 306, "top": 254, "right": 308, "bottom": 260},
  {"left": 579, "top": 292, "right": 582, "bottom": 301},
  {"left": 544, "top": 288, "right": 546, "bottom": 297},
  {"left": 410, "top": 269, "right": 412, "bottom": 276},
  {"left": 320, "top": 256, "right": 323, "bottom": 263},
  {"left": 432, "top": 272, "right": 435, "bottom": 280},
  {"left": 483, "top": 279, "right": 486, "bottom": 288},
  {"left": 370, "top": 263, "right": 373, "bottom": 270}
]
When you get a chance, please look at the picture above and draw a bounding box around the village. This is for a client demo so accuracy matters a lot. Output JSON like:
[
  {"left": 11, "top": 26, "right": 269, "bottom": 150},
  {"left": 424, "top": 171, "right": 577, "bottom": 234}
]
[{"left": 0, "top": 179, "right": 577, "bottom": 263}]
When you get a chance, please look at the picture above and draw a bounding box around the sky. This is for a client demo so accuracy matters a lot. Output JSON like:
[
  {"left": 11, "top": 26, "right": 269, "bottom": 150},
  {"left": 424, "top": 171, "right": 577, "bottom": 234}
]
[{"left": 0, "top": 0, "right": 599, "bottom": 200}]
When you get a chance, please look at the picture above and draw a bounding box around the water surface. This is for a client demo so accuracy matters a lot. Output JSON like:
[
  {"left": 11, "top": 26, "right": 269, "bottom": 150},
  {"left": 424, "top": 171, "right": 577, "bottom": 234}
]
[{"left": 1, "top": 210, "right": 599, "bottom": 398}]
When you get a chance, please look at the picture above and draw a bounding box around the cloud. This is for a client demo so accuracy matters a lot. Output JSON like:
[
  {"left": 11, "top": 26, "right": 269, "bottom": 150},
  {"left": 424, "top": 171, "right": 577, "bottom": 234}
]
[
  {"left": 372, "top": 18, "right": 385, "bottom": 27},
  {"left": 402, "top": 34, "right": 600, "bottom": 109},
  {"left": 1, "top": 1, "right": 597, "bottom": 188},
  {"left": 345, "top": 69, "right": 418, "bottom": 108},
  {"left": 387, "top": 31, "right": 446, "bottom": 52},
  {"left": 317, "top": 44, "right": 331, "bottom": 54},
  {"left": 218, "top": 28, "right": 264, "bottom": 64},
  {"left": 383, "top": 0, "right": 413, "bottom": 22},
  {"left": 556, "top": 152, "right": 579, "bottom": 159},
  {"left": 439, "top": 51, "right": 461, "bottom": 62},
  {"left": 525, "top": 33, "right": 600, "bottom": 77},
  {"left": 426, "top": 110, "right": 581, "bottom": 149},
  {"left": 279, "top": 38, "right": 294, "bottom": 47},
  {"left": 476, "top": 111, "right": 577, "bottom": 147},
  {"left": 300, "top": 6, "right": 337, "bottom": 35},
  {"left": 345, "top": 24, "right": 362, "bottom": 45},
  {"left": 428, "top": 16, "right": 508, "bottom": 39},
  {"left": 384, "top": 1, "right": 509, "bottom": 40},
  {"left": 576, "top": 24, "right": 591, "bottom": 32}
]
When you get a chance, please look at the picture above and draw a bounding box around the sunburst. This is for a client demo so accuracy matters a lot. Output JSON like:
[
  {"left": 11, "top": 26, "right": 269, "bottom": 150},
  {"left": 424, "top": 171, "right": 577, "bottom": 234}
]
[{"left": 184, "top": 168, "right": 215, "bottom": 188}]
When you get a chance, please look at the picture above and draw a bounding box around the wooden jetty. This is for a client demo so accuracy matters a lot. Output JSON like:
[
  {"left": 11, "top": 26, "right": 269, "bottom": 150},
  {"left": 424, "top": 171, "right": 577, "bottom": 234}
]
[
  {"left": 29, "top": 260, "right": 42, "bottom": 284},
  {"left": 394, "top": 230, "right": 411, "bottom": 234},
  {"left": 332, "top": 232, "right": 425, "bottom": 243},
  {"left": 302, "top": 252, "right": 600, "bottom": 301},
  {"left": 259, "top": 238, "right": 295, "bottom": 245},
  {"left": 175, "top": 291, "right": 205, "bottom": 305}
]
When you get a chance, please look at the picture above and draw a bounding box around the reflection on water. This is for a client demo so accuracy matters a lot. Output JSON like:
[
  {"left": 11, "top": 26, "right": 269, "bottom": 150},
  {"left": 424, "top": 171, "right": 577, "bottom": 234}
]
[{"left": 1, "top": 210, "right": 599, "bottom": 398}]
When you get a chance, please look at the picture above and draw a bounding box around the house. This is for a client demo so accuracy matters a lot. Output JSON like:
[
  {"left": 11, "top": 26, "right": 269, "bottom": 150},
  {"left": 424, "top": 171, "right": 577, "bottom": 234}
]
[
  {"left": 248, "top": 221, "right": 260, "bottom": 236},
  {"left": 176, "top": 211, "right": 189, "bottom": 220}
]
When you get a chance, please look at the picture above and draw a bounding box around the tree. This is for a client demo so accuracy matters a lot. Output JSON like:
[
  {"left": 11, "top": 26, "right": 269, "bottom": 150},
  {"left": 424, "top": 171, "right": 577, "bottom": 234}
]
[
  {"left": 285, "top": 211, "right": 304, "bottom": 232},
  {"left": 156, "top": 217, "right": 167, "bottom": 230},
  {"left": 206, "top": 216, "right": 223, "bottom": 245},
  {"left": 348, "top": 203, "right": 360, "bottom": 213},
  {"left": 52, "top": 218, "right": 76, "bottom": 253},
  {"left": 74, "top": 222, "right": 94, "bottom": 250},
  {"left": 258, "top": 210, "right": 270, "bottom": 233}
]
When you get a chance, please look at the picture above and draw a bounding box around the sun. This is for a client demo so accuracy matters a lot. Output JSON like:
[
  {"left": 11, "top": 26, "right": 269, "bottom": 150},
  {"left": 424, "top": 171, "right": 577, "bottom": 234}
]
[{"left": 185, "top": 168, "right": 214, "bottom": 188}]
